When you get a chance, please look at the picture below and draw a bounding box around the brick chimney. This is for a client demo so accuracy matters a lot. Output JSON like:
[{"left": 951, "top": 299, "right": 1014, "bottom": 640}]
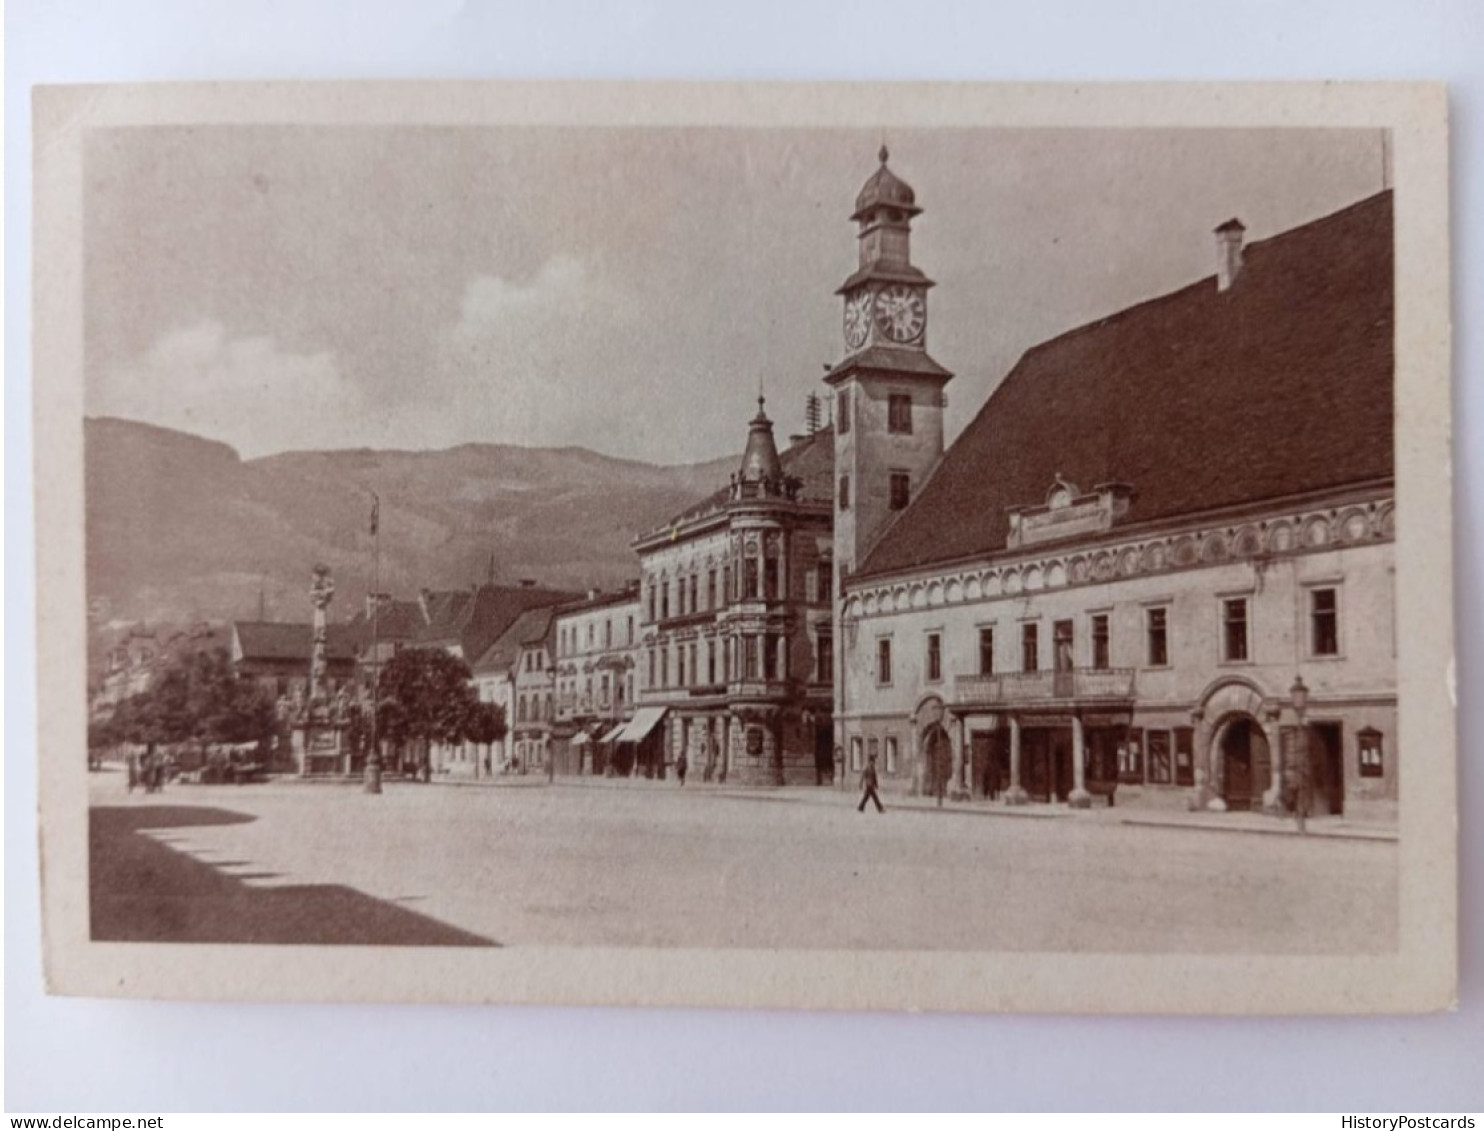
[{"left": 1215, "top": 218, "right": 1246, "bottom": 292}]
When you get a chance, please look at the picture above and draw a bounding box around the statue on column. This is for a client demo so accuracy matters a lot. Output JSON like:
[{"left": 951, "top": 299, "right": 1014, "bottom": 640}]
[{"left": 308, "top": 564, "right": 335, "bottom": 706}]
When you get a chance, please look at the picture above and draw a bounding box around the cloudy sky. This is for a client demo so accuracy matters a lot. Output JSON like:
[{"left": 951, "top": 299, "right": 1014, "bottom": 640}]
[{"left": 84, "top": 125, "right": 1386, "bottom": 463}]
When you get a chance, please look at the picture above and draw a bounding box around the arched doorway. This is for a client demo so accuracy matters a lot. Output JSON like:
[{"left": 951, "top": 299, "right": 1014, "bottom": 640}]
[
  {"left": 921, "top": 722, "right": 952, "bottom": 800},
  {"left": 1216, "top": 715, "right": 1271, "bottom": 811}
]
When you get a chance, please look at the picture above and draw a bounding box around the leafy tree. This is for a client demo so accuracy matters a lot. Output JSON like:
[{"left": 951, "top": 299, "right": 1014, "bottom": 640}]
[
  {"left": 463, "top": 700, "right": 507, "bottom": 764},
  {"left": 376, "top": 647, "right": 478, "bottom": 777},
  {"left": 108, "top": 648, "right": 277, "bottom": 750}
]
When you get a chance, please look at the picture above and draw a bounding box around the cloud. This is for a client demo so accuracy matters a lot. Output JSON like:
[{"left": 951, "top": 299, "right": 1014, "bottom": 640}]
[{"left": 90, "top": 320, "right": 361, "bottom": 457}]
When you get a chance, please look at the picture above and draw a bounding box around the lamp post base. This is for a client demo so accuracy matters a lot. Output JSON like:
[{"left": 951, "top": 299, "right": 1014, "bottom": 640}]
[{"left": 364, "top": 760, "right": 383, "bottom": 794}]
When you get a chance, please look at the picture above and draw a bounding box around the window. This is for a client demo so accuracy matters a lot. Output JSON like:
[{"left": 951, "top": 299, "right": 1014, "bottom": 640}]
[
  {"left": 689, "top": 643, "right": 697, "bottom": 686},
  {"left": 660, "top": 650, "right": 669, "bottom": 687},
  {"left": 1311, "top": 587, "right": 1339, "bottom": 656},
  {"left": 764, "top": 558, "right": 779, "bottom": 601},
  {"left": 627, "top": 616, "right": 634, "bottom": 644},
  {"left": 1021, "top": 623, "right": 1039, "bottom": 672},
  {"left": 839, "top": 474, "right": 851, "bottom": 511},
  {"left": 838, "top": 388, "right": 851, "bottom": 435},
  {"left": 660, "top": 584, "right": 670, "bottom": 621},
  {"left": 978, "top": 627, "right": 995, "bottom": 675},
  {"left": 889, "top": 471, "right": 910, "bottom": 510},
  {"left": 763, "top": 634, "right": 777, "bottom": 680},
  {"left": 706, "top": 570, "right": 716, "bottom": 611},
  {"left": 647, "top": 649, "right": 655, "bottom": 687},
  {"left": 885, "top": 735, "right": 899, "bottom": 774},
  {"left": 868, "top": 736, "right": 880, "bottom": 769},
  {"left": 877, "top": 638, "right": 893, "bottom": 685},
  {"left": 1119, "top": 728, "right": 1144, "bottom": 782},
  {"left": 815, "top": 558, "right": 833, "bottom": 603},
  {"left": 647, "top": 587, "right": 656, "bottom": 623},
  {"left": 1147, "top": 729, "right": 1172, "bottom": 784},
  {"left": 677, "top": 646, "right": 687, "bottom": 687},
  {"left": 1358, "top": 727, "right": 1384, "bottom": 778},
  {"left": 926, "top": 632, "right": 942, "bottom": 682},
  {"left": 587, "top": 623, "right": 594, "bottom": 648},
  {"left": 744, "top": 636, "right": 759, "bottom": 680},
  {"left": 1091, "top": 614, "right": 1110, "bottom": 670},
  {"left": 888, "top": 393, "right": 913, "bottom": 434},
  {"left": 1053, "top": 620, "right": 1074, "bottom": 672},
  {"left": 744, "top": 556, "right": 759, "bottom": 600},
  {"left": 851, "top": 736, "right": 863, "bottom": 772},
  {"left": 1146, "top": 607, "right": 1169, "bottom": 667},
  {"left": 1222, "top": 597, "right": 1249, "bottom": 662},
  {"left": 689, "top": 575, "right": 698, "bottom": 614},
  {"left": 1175, "top": 727, "right": 1195, "bottom": 786},
  {"left": 722, "top": 566, "right": 732, "bottom": 606},
  {"left": 816, "top": 632, "right": 833, "bottom": 682},
  {"left": 605, "top": 620, "right": 613, "bottom": 649}
]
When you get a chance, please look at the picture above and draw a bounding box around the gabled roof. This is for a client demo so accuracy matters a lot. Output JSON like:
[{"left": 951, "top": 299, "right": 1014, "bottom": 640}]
[
  {"left": 471, "top": 605, "right": 558, "bottom": 675},
  {"left": 858, "top": 191, "right": 1394, "bottom": 580},
  {"left": 346, "top": 598, "right": 425, "bottom": 642},
  {"left": 232, "top": 621, "right": 359, "bottom": 663},
  {"left": 417, "top": 583, "right": 581, "bottom": 660}
]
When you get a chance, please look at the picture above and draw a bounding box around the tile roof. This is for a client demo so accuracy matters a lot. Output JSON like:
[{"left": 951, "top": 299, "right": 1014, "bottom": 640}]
[
  {"left": 857, "top": 191, "right": 1394, "bottom": 580},
  {"left": 232, "top": 621, "right": 360, "bottom": 663},
  {"left": 471, "top": 605, "right": 558, "bottom": 675},
  {"left": 346, "top": 599, "right": 426, "bottom": 642},
  {"left": 416, "top": 583, "right": 580, "bottom": 661}
]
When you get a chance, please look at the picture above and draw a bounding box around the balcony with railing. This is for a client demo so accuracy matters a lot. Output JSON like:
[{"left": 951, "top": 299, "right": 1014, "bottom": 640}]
[{"left": 954, "top": 668, "right": 1136, "bottom": 708}]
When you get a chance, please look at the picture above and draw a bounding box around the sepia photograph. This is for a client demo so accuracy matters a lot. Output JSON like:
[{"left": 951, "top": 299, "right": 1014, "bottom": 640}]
[{"left": 32, "top": 81, "right": 1455, "bottom": 1013}]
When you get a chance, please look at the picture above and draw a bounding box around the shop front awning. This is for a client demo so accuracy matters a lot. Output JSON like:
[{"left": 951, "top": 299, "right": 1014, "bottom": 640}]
[
  {"left": 615, "top": 706, "right": 668, "bottom": 744},
  {"left": 597, "top": 722, "right": 626, "bottom": 745}
]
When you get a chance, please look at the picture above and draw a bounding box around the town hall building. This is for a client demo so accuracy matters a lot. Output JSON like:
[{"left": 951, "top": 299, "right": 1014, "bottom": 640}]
[{"left": 828, "top": 151, "right": 1397, "bottom": 823}]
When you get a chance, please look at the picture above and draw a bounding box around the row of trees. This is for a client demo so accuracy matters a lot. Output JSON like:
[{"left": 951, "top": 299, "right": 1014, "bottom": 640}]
[{"left": 90, "top": 645, "right": 510, "bottom": 773}]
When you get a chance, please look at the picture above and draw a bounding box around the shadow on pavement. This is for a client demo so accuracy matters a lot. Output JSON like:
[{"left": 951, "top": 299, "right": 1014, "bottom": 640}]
[{"left": 91, "top": 806, "right": 496, "bottom": 947}]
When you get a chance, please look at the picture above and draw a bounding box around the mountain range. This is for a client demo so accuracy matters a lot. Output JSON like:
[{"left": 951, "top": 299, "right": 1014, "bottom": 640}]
[{"left": 85, "top": 416, "right": 738, "bottom": 625}]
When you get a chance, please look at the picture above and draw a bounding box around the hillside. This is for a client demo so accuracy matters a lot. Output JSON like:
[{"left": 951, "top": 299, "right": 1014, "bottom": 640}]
[{"left": 85, "top": 417, "right": 737, "bottom": 624}]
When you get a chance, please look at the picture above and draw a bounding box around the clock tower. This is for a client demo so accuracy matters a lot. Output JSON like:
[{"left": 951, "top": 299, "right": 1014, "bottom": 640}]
[{"left": 827, "top": 146, "right": 953, "bottom": 578}]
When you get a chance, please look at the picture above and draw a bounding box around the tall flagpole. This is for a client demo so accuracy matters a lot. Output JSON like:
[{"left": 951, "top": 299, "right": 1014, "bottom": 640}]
[{"left": 365, "top": 491, "right": 383, "bottom": 794}]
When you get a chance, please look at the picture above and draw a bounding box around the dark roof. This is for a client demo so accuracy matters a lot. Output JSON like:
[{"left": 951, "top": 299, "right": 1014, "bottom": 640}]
[
  {"left": 852, "top": 147, "right": 920, "bottom": 220},
  {"left": 858, "top": 191, "right": 1394, "bottom": 579},
  {"left": 232, "top": 621, "right": 359, "bottom": 663},
  {"left": 346, "top": 598, "right": 425, "bottom": 642},
  {"left": 555, "top": 586, "right": 642, "bottom": 615},
  {"left": 471, "top": 605, "right": 558, "bottom": 675},
  {"left": 650, "top": 426, "right": 835, "bottom": 535},
  {"left": 825, "top": 344, "right": 952, "bottom": 385},
  {"left": 416, "top": 583, "right": 581, "bottom": 660}
]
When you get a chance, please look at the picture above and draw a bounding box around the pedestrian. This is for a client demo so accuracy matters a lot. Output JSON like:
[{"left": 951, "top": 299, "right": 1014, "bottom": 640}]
[
  {"left": 857, "top": 753, "right": 884, "bottom": 813},
  {"left": 125, "top": 751, "right": 138, "bottom": 793},
  {"left": 676, "top": 751, "right": 688, "bottom": 786},
  {"left": 987, "top": 757, "right": 1001, "bottom": 802}
]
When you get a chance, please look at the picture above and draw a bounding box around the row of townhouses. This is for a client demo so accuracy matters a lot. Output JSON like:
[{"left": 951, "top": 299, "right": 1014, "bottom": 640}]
[{"left": 92, "top": 152, "right": 1397, "bottom": 822}]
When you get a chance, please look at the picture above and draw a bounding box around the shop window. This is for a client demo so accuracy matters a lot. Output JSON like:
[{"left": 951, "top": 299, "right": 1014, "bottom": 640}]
[
  {"left": 885, "top": 735, "right": 899, "bottom": 774},
  {"left": 839, "top": 474, "right": 851, "bottom": 511},
  {"left": 1358, "top": 727, "right": 1384, "bottom": 778},
  {"left": 1146, "top": 607, "right": 1169, "bottom": 667},
  {"left": 850, "top": 736, "right": 863, "bottom": 772},
  {"left": 888, "top": 393, "right": 913, "bottom": 434},
  {"left": 877, "top": 638, "right": 893, "bottom": 685},
  {"left": 868, "top": 736, "right": 880, "bottom": 767},
  {"left": 978, "top": 627, "right": 995, "bottom": 675},
  {"left": 1118, "top": 727, "right": 1144, "bottom": 783},
  {"left": 1311, "top": 587, "right": 1339, "bottom": 656},
  {"left": 1147, "top": 729, "right": 1173, "bottom": 784},
  {"left": 1223, "top": 597, "right": 1249, "bottom": 662},
  {"left": 1174, "top": 727, "right": 1195, "bottom": 786},
  {"left": 926, "top": 632, "right": 942, "bottom": 682}
]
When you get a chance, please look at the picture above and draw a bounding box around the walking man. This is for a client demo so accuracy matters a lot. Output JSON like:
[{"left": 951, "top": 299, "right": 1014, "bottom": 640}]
[
  {"left": 676, "top": 751, "right": 688, "bottom": 787},
  {"left": 857, "top": 753, "right": 884, "bottom": 813}
]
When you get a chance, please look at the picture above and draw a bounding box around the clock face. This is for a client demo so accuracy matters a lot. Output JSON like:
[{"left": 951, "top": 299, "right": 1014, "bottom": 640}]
[
  {"left": 873, "top": 284, "right": 927, "bottom": 344},
  {"left": 843, "top": 291, "right": 872, "bottom": 350}
]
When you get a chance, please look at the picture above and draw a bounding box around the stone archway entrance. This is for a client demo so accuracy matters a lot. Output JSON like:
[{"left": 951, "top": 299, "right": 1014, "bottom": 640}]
[
  {"left": 1215, "top": 715, "right": 1271, "bottom": 812},
  {"left": 921, "top": 722, "right": 952, "bottom": 800}
]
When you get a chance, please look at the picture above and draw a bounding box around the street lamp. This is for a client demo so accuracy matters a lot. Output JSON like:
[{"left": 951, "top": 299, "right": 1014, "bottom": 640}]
[{"left": 1289, "top": 675, "right": 1310, "bottom": 835}]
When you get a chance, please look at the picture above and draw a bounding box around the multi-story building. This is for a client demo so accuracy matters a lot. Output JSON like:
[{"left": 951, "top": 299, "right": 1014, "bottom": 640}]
[
  {"left": 551, "top": 585, "right": 641, "bottom": 775},
  {"left": 468, "top": 604, "right": 562, "bottom": 776},
  {"left": 633, "top": 401, "right": 835, "bottom": 785},
  {"left": 829, "top": 151, "right": 1396, "bottom": 823}
]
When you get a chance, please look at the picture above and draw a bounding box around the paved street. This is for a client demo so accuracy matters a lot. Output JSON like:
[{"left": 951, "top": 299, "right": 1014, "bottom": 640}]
[{"left": 90, "top": 769, "right": 1397, "bottom": 952}]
